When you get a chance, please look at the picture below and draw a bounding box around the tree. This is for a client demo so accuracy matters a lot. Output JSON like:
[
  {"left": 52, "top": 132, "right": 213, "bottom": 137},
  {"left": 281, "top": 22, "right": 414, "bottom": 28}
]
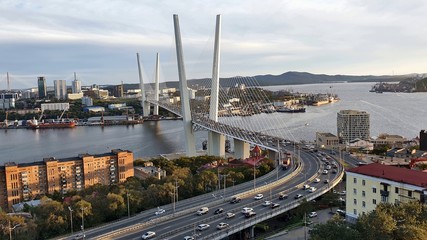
[
  {"left": 310, "top": 215, "right": 361, "bottom": 240},
  {"left": 33, "top": 197, "right": 68, "bottom": 239}
]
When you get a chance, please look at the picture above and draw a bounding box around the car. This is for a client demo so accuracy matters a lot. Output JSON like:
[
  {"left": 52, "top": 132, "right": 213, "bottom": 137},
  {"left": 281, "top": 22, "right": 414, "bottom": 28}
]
[
  {"left": 242, "top": 207, "right": 254, "bottom": 214},
  {"left": 73, "top": 233, "right": 85, "bottom": 240},
  {"left": 314, "top": 178, "right": 320, "bottom": 183},
  {"left": 339, "top": 190, "right": 347, "bottom": 196},
  {"left": 332, "top": 169, "right": 337, "bottom": 174},
  {"left": 141, "top": 231, "right": 156, "bottom": 239},
  {"left": 183, "top": 236, "right": 195, "bottom": 240},
  {"left": 306, "top": 220, "right": 313, "bottom": 225},
  {"left": 196, "top": 207, "right": 209, "bottom": 215},
  {"left": 308, "top": 187, "right": 317, "bottom": 193},
  {"left": 336, "top": 209, "right": 346, "bottom": 216},
  {"left": 245, "top": 211, "right": 256, "bottom": 218},
  {"left": 254, "top": 193, "right": 264, "bottom": 200},
  {"left": 154, "top": 207, "right": 165, "bottom": 215},
  {"left": 271, "top": 203, "right": 280, "bottom": 209},
  {"left": 322, "top": 170, "right": 328, "bottom": 175},
  {"left": 214, "top": 208, "right": 224, "bottom": 214},
  {"left": 225, "top": 212, "right": 235, "bottom": 219},
  {"left": 279, "top": 192, "right": 288, "bottom": 200},
  {"left": 294, "top": 194, "right": 303, "bottom": 199},
  {"left": 308, "top": 212, "right": 317, "bottom": 218},
  {"left": 230, "top": 196, "right": 241, "bottom": 203},
  {"left": 262, "top": 200, "right": 272, "bottom": 206},
  {"left": 197, "top": 224, "right": 210, "bottom": 231},
  {"left": 326, "top": 165, "right": 331, "bottom": 170},
  {"left": 324, "top": 179, "right": 330, "bottom": 184},
  {"left": 303, "top": 184, "right": 310, "bottom": 190},
  {"left": 216, "top": 222, "right": 229, "bottom": 230}
]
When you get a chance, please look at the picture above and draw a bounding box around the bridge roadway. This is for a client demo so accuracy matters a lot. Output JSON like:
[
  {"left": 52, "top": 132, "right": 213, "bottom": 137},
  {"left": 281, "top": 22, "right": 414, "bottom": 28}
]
[
  {"left": 86, "top": 149, "right": 343, "bottom": 240},
  {"left": 146, "top": 100, "right": 291, "bottom": 151}
]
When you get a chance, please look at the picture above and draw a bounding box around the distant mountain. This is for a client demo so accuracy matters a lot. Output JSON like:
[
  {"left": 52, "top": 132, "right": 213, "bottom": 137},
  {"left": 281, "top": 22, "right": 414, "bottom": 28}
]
[{"left": 122, "top": 71, "right": 419, "bottom": 90}]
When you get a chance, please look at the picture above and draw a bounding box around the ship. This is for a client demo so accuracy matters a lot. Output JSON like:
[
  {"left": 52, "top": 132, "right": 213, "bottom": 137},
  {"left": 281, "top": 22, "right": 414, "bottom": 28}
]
[
  {"left": 276, "top": 106, "right": 306, "bottom": 113},
  {"left": 26, "top": 119, "right": 76, "bottom": 129}
]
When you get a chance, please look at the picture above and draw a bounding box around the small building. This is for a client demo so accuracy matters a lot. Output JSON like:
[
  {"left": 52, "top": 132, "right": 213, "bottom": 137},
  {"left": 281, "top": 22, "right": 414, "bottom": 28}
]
[
  {"left": 316, "top": 132, "right": 339, "bottom": 150},
  {"left": 371, "top": 134, "right": 407, "bottom": 148},
  {"left": 347, "top": 138, "right": 374, "bottom": 151},
  {"left": 346, "top": 163, "right": 427, "bottom": 223},
  {"left": 83, "top": 106, "right": 105, "bottom": 112}
]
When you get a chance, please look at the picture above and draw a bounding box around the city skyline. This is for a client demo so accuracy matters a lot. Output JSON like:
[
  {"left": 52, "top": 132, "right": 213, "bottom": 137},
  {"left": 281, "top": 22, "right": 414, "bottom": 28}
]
[{"left": 1, "top": 0, "right": 427, "bottom": 89}]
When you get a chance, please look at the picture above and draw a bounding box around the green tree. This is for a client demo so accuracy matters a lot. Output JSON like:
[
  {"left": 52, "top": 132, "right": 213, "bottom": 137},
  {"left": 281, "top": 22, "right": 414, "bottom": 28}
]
[
  {"left": 310, "top": 215, "right": 361, "bottom": 240},
  {"left": 33, "top": 197, "right": 68, "bottom": 239}
]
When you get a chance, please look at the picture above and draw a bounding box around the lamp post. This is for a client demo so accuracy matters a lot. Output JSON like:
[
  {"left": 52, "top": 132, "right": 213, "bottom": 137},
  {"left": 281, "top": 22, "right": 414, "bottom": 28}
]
[
  {"left": 253, "top": 162, "right": 256, "bottom": 191},
  {"left": 126, "top": 192, "right": 130, "bottom": 218},
  {"left": 8, "top": 220, "right": 20, "bottom": 240},
  {"left": 68, "top": 206, "right": 73, "bottom": 235},
  {"left": 81, "top": 207, "right": 87, "bottom": 238}
]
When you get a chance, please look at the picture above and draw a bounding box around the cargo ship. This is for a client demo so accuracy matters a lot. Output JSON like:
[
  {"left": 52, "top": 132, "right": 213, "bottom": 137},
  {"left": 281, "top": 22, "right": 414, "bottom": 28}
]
[
  {"left": 276, "top": 106, "right": 306, "bottom": 113},
  {"left": 26, "top": 119, "right": 76, "bottom": 129}
]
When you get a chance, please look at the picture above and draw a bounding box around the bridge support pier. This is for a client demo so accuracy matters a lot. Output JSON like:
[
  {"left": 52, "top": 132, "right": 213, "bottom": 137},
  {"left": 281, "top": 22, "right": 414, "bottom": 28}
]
[
  {"left": 208, "top": 132, "right": 225, "bottom": 157},
  {"left": 234, "top": 139, "right": 250, "bottom": 159},
  {"left": 250, "top": 225, "right": 255, "bottom": 239}
]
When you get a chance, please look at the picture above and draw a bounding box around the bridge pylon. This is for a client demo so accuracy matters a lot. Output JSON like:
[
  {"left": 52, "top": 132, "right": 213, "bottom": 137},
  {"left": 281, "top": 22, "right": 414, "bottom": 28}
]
[
  {"left": 137, "top": 53, "right": 151, "bottom": 117},
  {"left": 154, "top": 53, "right": 160, "bottom": 116},
  {"left": 173, "top": 14, "right": 197, "bottom": 157},
  {"left": 207, "top": 14, "right": 226, "bottom": 157}
]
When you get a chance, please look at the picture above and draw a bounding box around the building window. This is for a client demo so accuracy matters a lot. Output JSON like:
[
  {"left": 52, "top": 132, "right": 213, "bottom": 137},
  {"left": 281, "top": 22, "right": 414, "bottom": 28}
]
[
  {"left": 354, "top": 209, "right": 357, "bottom": 215},
  {"left": 362, "top": 201, "right": 366, "bottom": 207},
  {"left": 353, "top": 188, "right": 357, "bottom": 195},
  {"left": 395, "top": 187, "right": 399, "bottom": 194},
  {"left": 408, "top": 191, "right": 412, "bottom": 197},
  {"left": 362, "top": 190, "right": 366, "bottom": 197},
  {"left": 373, "top": 199, "right": 377, "bottom": 204},
  {"left": 362, "top": 180, "right": 366, "bottom": 186},
  {"left": 373, "top": 187, "right": 377, "bottom": 193},
  {"left": 354, "top": 199, "right": 357, "bottom": 205},
  {"left": 354, "top": 178, "right": 357, "bottom": 184}
]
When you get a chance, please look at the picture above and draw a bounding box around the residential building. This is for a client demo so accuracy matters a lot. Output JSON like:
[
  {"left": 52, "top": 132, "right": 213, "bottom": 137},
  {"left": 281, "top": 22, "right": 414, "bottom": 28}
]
[
  {"left": 0, "top": 92, "right": 18, "bottom": 109},
  {"left": 54, "top": 80, "right": 67, "bottom": 100},
  {"left": 337, "top": 110, "right": 370, "bottom": 143},
  {"left": 346, "top": 163, "right": 427, "bottom": 223},
  {"left": 371, "top": 134, "right": 407, "bottom": 148},
  {"left": 37, "top": 77, "right": 47, "bottom": 99},
  {"left": 0, "top": 149, "right": 134, "bottom": 211},
  {"left": 316, "top": 132, "right": 339, "bottom": 150},
  {"left": 81, "top": 96, "right": 93, "bottom": 106},
  {"left": 113, "top": 84, "right": 124, "bottom": 98},
  {"left": 72, "top": 79, "right": 82, "bottom": 93},
  {"left": 420, "top": 130, "right": 427, "bottom": 151}
]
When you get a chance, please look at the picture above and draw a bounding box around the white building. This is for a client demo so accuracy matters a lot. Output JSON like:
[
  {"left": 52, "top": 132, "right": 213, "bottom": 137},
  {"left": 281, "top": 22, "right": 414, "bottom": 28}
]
[
  {"left": 337, "top": 110, "right": 370, "bottom": 143},
  {"left": 72, "top": 79, "right": 82, "bottom": 93},
  {"left": 81, "top": 96, "right": 93, "bottom": 106},
  {"left": 41, "top": 103, "right": 70, "bottom": 111},
  {"left": 0, "top": 92, "right": 18, "bottom": 109},
  {"left": 54, "top": 80, "right": 67, "bottom": 100}
]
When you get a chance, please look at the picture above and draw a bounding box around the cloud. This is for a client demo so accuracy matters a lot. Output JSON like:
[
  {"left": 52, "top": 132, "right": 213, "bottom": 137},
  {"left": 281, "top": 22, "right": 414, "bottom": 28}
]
[{"left": 1, "top": 0, "right": 427, "bottom": 89}]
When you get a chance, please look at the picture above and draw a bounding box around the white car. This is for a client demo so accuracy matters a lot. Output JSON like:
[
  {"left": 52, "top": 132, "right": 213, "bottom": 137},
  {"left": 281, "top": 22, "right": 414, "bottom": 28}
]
[
  {"left": 303, "top": 184, "right": 310, "bottom": 190},
  {"left": 242, "top": 207, "right": 254, "bottom": 214},
  {"left": 155, "top": 208, "right": 165, "bottom": 215},
  {"left": 254, "top": 193, "right": 264, "bottom": 200},
  {"left": 216, "top": 222, "right": 229, "bottom": 230},
  {"left": 308, "top": 212, "right": 317, "bottom": 218},
  {"left": 141, "top": 231, "right": 156, "bottom": 239},
  {"left": 183, "top": 236, "right": 194, "bottom": 240},
  {"left": 322, "top": 170, "right": 328, "bottom": 175},
  {"left": 225, "top": 212, "right": 235, "bottom": 219},
  {"left": 314, "top": 178, "right": 320, "bottom": 183},
  {"left": 262, "top": 200, "right": 272, "bottom": 206},
  {"left": 197, "top": 224, "right": 210, "bottom": 231},
  {"left": 308, "top": 187, "right": 317, "bottom": 193},
  {"left": 196, "top": 207, "right": 209, "bottom": 215}
]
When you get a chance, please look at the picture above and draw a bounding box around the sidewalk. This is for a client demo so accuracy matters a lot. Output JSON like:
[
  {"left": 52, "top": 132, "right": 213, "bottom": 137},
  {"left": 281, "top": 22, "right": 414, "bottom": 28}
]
[{"left": 266, "top": 207, "right": 338, "bottom": 240}]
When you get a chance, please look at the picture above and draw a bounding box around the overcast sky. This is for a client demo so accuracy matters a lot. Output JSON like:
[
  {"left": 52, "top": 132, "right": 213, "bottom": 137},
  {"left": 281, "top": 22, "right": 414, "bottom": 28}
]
[{"left": 1, "top": 0, "right": 427, "bottom": 89}]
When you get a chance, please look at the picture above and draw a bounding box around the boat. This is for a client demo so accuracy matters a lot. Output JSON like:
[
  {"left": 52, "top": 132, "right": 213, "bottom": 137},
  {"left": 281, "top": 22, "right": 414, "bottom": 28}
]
[
  {"left": 26, "top": 119, "right": 76, "bottom": 129},
  {"left": 277, "top": 106, "right": 306, "bottom": 113}
]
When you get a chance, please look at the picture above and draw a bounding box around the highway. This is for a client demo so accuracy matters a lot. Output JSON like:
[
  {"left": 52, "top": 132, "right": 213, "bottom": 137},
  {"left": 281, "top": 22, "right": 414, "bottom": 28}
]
[{"left": 83, "top": 149, "right": 344, "bottom": 240}]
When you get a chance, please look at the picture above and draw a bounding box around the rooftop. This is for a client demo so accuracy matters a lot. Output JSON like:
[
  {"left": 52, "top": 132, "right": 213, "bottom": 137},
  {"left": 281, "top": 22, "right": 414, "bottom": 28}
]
[{"left": 347, "top": 163, "right": 427, "bottom": 188}]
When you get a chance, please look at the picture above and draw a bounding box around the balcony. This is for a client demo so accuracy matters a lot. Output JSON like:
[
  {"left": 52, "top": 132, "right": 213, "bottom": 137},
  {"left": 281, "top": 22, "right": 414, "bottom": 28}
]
[{"left": 380, "top": 190, "right": 389, "bottom": 197}]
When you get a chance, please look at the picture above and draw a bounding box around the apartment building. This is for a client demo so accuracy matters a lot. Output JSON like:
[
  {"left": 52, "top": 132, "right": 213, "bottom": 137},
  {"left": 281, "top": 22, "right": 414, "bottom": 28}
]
[
  {"left": 346, "top": 163, "right": 427, "bottom": 222},
  {"left": 337, "top": 110, "right": 370, "bottom": 143},
  {"left": 0, "top": 149, "right": 134, "bottom": 211}
]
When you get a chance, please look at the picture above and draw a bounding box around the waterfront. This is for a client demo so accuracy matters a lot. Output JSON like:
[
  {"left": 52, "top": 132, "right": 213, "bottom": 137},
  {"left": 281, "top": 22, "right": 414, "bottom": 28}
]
[{"left": 1, "top": 82, "right": 426, "bottom": 164}]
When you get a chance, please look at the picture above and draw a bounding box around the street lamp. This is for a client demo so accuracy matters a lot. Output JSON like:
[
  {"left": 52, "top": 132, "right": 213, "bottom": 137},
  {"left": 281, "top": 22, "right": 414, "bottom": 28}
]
[
  {"left": 126, "top": 192, "right": 131, "bottom": 218},
  {"left": 81, "top": 207, "right": 87, "bottom": 238},
  {"left": 68, "top": 206, "right": 73, "bottom": 235},
  {"left": 8, "top": 220, "right": 20, "bottom": 240}
]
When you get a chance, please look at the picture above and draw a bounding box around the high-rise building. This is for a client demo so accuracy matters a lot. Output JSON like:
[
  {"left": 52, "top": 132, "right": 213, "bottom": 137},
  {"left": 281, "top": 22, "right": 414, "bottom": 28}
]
[
  {"left": 113, "top": 84, "right": 124, "bottom": 98},
  {"left": 0, "top": 149, "right": 134, "bottom": 211},
  {"left": 420, "top": 130, "right": 427, "bottom": 151},
  {"left": 54, "top": 80, "right": 67, "bottom": 100},
  {"left": 72, "top": 79, "right": 82, "bottom": 93},
  {"left": 337, "top": 110, "right": 370, "bottom": 143},
  {"left": 37, "top": 77, "right": 47, "bottom": 99}
]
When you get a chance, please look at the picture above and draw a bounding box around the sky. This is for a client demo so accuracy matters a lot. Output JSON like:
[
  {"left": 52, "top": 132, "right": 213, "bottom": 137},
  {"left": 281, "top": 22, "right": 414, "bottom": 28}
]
[{"left": 1, "top": 0, "right": 427, "bottom": 90}]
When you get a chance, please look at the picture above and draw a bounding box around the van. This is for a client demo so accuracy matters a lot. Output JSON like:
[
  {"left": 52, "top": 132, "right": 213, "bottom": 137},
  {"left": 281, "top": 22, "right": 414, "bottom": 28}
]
[{"left": 196, "top": 207, "right": 209, "bottom": 215}]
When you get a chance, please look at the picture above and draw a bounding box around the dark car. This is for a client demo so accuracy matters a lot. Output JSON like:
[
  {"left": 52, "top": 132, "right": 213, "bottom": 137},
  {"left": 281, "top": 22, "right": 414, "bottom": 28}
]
[
  {"left": 230, "top": 196, "right": 241, "bottom": 203},
  {"left": 214, "top": 208, "right": 224, "bottom": 214}
]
